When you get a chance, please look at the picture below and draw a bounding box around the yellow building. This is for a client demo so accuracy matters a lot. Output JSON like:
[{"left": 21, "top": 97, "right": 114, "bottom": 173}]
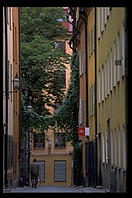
[
  {"left": 96, "top": 7, "right": 127, "bottom": 192},
  {"left": 69, "top": 7, "right": 128, "bottom": 192},
  {"left": 30, "top": 7, "right": 73, "bottom": 186},
  {"left": 69, "top": 7, "right": 97, "bottom": 187}
]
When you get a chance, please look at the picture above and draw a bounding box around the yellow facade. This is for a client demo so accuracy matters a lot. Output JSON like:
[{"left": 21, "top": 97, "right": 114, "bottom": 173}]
[{"left": 96, "top": 7, "right": 126, "bottom": 191}]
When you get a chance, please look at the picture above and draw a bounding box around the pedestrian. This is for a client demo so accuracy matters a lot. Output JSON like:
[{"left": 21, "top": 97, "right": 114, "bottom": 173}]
[{"left": 30, "top": 159, "right": 40, "bottom": 188}]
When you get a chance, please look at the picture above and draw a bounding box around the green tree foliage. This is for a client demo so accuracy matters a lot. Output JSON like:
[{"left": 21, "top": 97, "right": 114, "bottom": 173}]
[
  {"left": 21, "top": 7, "right": 70, "bottom": 133},
  {"left": 52, "top": 52, "right": 82, "bottom": 179}
]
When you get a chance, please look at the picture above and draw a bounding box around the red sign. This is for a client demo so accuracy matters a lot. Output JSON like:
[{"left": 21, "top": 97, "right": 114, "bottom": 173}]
[{"left": 78, "top": 127, "right": 85, "bottom": 136}]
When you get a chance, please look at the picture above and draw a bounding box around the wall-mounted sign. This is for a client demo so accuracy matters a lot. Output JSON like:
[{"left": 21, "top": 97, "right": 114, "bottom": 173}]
[
  {"left": 78, "top": 127, "right": 90, "bottom": 137},
  {"left": 78, "top": 127, "right": 85, "bottom": 136},
  {"left": 85, "top": 127, "right": 90, "bottom": 136}
]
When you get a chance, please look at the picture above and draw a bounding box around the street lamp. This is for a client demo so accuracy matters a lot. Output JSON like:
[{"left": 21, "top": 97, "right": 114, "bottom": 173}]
[{"left": 27, "top": 104, "right": 32, "bottom": 186}]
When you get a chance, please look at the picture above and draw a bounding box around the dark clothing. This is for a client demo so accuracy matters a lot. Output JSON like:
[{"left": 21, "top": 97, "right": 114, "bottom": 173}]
[{"left": 30, "top": 162, "right": 40, "bottom": 188}]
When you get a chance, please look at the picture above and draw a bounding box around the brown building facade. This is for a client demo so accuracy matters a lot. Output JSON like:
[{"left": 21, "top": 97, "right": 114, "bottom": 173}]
[{"left": 3, "top": 7, "right": 20, "bottom": 189}]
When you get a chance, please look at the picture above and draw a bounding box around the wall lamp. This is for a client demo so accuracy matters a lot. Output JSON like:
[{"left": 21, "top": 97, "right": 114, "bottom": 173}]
[
  {"left": 3, "top": 73, "right": 20, "bottom": 94},
  {"left": 13, "top": 73, "right": 20, "bottom": 91}
]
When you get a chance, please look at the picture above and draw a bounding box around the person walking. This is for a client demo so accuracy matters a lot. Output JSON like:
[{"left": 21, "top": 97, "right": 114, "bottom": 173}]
[{"left": 30, "top": 159, "right": 40, "bottom": 188}]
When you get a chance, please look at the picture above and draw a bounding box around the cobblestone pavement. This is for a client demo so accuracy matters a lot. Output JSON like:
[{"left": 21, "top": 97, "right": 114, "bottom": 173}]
[{"left": 3, "top": 185, "right": 107, "bottom": 193}]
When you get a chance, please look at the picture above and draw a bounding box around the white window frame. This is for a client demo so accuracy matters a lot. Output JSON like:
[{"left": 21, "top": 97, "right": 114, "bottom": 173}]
[
  {"left": 106, "top": 133, "right": 108, "bottom": 164},
  {"left": 122, "top": 126, "right": 126, "bottom": 169},
  {"left": 107, "top": 55, "right": 110, "bottom": 95},
  {"left": 122, "top": 25, "right": 125, "bottom": 77},
  {"left": 98, "top": 70, "right": 101, "bottom": 104},
  {"left": 102, "top": 134, "right": 105, "bottom": 163},
  {"left": 114, "top": 129, "right": 117, "bottom": 166},
  {"left": 97, "top": 7, "right": 101, "bottom": 39},
  {"left": 110, "top": 131, "right": 114, "bottom": 165},
  {"left": 104, "top": 60, "right": 107, "bottom": 98},
  {"left": 110, "top": 49, "right": 113, "bottom": 91},
  {"left": 104, "top": 7, "right": 107, "bottom": 25},
  {"left": 118, "top": 127, "right": 121, "bottom": 167},
  {"left": 100, "top": 7, "right": 103, "bottom": 33},
  {"left": 113, "top": 42, "right": 116, "bottom": 87},
  {"left": 102, "top": 66, "right": 104, "bottom": 101},
  {"left": 116, "top": 33, "right": 121, "bottom": 82}
]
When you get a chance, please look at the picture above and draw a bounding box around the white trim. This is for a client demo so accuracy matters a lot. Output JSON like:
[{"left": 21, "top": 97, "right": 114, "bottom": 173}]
[{"left": 122, "top": 25, "right": 125, "bottom": 76}]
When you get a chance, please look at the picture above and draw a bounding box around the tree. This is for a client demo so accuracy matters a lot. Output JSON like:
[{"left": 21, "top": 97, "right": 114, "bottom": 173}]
[
  {"left": 52, "top": 52, "right": 82, "bottom": 185},
  {"left": 21, "top": 7, "right": 70, "bottom": 133}
]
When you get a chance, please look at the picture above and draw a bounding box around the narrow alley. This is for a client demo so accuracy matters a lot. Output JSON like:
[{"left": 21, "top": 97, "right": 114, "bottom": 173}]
[{"left": 3, "top": 5, "right": 128, "bottom": 195}]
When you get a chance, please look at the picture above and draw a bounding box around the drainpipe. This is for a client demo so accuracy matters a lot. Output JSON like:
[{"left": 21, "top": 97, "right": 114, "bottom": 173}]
[
  {"left": 79, "top": 8, "right": 88, "bottom": 187},
  {"left": 79, "top": 9, "right": 88, "bottom": 128},
  {"left": 4, "top": 7, "right": 8, "bottom": 188},
  {"left": 124, "top": 7, "right": 128, "bottom": 192},
  {"left": 94, "top": 7, "right": 98, "bottom": 187},
  {"left": 18, "top": 7, "right": 21, "bottom": 180}
]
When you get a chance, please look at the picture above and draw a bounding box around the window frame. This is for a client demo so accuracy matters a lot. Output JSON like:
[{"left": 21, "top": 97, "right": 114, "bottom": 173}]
[
  {"left": 54, "top": 133, "right": 66, "bottom": 149},
  {"left": 33, "top": 133, "right": 45, "bottom": 150},
  {"left": 54, "top": 160, "right": 66, "bottom": 182}
]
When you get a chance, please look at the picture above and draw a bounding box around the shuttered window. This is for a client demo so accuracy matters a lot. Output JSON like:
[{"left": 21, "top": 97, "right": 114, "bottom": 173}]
[
  {"left": 54, "top": 161, "right": 66, "bottom": 182},
  {"left": 38, "top": 161, "right": 45, "bottom": 182}
]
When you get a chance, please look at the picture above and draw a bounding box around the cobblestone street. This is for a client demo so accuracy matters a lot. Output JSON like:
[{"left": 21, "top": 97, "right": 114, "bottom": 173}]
[{"left": 3, "top": 185, "right": 107, "bottom": 193}]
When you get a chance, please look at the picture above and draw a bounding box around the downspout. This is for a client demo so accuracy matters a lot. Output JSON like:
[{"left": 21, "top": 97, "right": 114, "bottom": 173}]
[
  {"left": 80, "top": 11, "right": 88, "bottom": 128},
  {"left": 4, "top": 7, "right": 8, "bottom": 188},
  {"left": 18, "top": 7, "right": 21, "bottom": 179},
  {"left": 80, "top": 9, "right": 88, "bottom": 187},
  {"left": 124, "top": 7, "right": 128, "bottom": 192},
  {"left": 94, "top": 7, "right": 98, "bottom": 187}
]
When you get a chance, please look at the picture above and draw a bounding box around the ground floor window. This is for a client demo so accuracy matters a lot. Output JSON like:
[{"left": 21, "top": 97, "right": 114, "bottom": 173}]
[
  {"left": 38, "top": 161, "right": 45, "bottom": 182},
  {"left": 54, "top": 160, "right": 66, "bottom": 182}
]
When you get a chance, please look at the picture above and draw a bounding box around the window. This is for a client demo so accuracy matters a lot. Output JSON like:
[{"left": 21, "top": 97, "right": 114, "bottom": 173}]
[
  {"left": 122, "top": 126, "right": 126, "bottom": 169},
  {"left": 111, "top": 131, "right": 114, "bottom": 165},
  {"left": 54, "top": 161, "right": 66, "bottom": 182},
  {"left": 78, "top": 98, "right": 83, "bottom": 125},
  {"left": 7, "top": 7, "right": 12, "bottom": 30},
  {"left": 97, "top": 7, "right": 101, "bottom": 39},
  {"left": 113, "top": 42, "right": 116, "bottom": 87},
  {"left": 54, "top": 41, "right": 65, "bottom": 52},
  {"left": 110, "top": 49, "right": 113, "bottom": 91},
  {"left": 114, "top": 129, "right": 117, "bottom": 166},
  {"left": 38, "top": 161, "right": 45, "bottom": 182},
  {"left": 104, "top": 60, "right": 107, "bottom": 98},
  {"left": 33, "top": 133, "right": 45, "bottom": 149},
  {"left": 98, "top": 70, "right": 101, "bottom": 103},
  {"left": 55, "top": 133, "right": 66, "bottom": 148},
  {"left": 118, "top": 127, "right": 121, "bottom": 167},
  {"left": 60, "top": 70, "right": 66, "bottom": 88},
  {"left": 116, "top": 33, "right": 121, "bottom": 82},
  {"left": 102, "top": 66, "right": 104, "bottom": 101},
  {"left": 122, "top": 25, "right": 125, "bottom": 76},
  {"left": 79, "top": 50, "right": 83, "bottom": 76},
  {"left": 107, "top": 55, "right": 110, "bottom": 95},
  {"left": 102, "top": 134, "right": 105, "bottom": 163}
]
